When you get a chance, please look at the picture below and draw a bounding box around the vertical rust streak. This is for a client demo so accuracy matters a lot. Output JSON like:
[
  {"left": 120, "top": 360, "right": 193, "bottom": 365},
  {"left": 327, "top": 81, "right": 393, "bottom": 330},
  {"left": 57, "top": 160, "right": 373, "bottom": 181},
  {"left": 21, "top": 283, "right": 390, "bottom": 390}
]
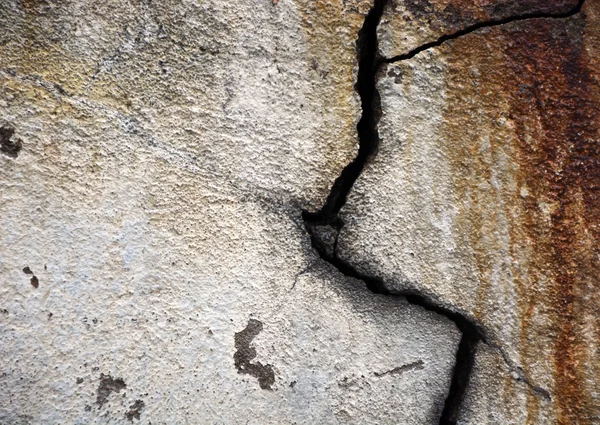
[
  {"left": 500, "top": 14, "right": 599, "bottom": 424},
  {"left": 441, "top": 5, "right": 598, "bottom": 422}
]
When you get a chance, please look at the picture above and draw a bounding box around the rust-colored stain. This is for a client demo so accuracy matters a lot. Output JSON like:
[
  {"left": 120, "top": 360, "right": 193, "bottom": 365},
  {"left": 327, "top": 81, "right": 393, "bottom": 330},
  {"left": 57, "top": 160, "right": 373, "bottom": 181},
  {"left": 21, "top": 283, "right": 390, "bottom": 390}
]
[
  {"left": 501, "top": 12, "right": 599, "bottom": 425},
  {"left": 384, "top": 0, "right": 581, "bottom": 57},
  {"left": 441, "top": 2, "right": 600, "bottom": 423},
  {"left": 296, "top": 0, "right": 371, "bottom": 203},
  {"left": 403, "top": 0, "right": 579, "bottom": 32}
]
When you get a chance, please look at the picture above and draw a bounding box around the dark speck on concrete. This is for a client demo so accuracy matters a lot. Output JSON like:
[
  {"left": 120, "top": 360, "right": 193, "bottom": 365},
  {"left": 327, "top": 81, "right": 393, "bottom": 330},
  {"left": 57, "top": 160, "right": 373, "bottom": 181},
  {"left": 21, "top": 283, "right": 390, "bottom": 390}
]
[
  {"left": 96, "top": 373, "right": 126, "bottom": 407},
  {"left": 233, "top": 318, "right": 275, "bottom": 390},
  {"left": 126, "top": 400, "right": 145, "bottom": 421},
  {"left": 0, "top": 125, "right": 23, "bottom": 158}
]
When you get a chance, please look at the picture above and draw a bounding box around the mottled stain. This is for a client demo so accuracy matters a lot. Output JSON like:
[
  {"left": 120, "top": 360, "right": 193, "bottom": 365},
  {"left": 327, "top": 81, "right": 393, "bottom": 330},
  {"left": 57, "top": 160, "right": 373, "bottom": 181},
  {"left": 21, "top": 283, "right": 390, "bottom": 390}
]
[
  {"left": 440, "top": 4, "right": 600, "bottom": 423},
  {"left": 501, "top": 14, "right": 599, "bottom": 425},
  {"left": 0, "top": 126, "right": 23, "bottom": 158},
  {"left": 126, "top": 400, "right": 145, "bottom": 421},
  {"left": 233, "top": 318, "right": 275, "bottom": 390},
  {"left": 96, "top": 374, "right": 126, "bottom": 407}
]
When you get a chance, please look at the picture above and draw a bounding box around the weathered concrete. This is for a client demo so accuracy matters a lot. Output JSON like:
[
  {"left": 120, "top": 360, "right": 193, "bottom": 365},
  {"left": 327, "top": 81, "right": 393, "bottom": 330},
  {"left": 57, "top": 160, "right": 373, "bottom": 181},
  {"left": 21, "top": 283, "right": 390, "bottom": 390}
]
[
  {"left": 0, "top": 0, "right": 462, "bottom": 424},
  {"left": 338, "top": 1, "right": 600, "bottom": 423},
  {"left": 2, "top": 0, "right": 599, "bottom": 423}
]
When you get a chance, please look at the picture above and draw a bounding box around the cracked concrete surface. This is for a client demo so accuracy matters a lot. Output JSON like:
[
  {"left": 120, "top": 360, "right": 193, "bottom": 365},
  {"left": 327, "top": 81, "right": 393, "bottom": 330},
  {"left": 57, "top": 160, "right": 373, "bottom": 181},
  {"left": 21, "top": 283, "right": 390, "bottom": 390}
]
[
  {"left": 337, "top": 0, "right": 600, "bottom": 423},
  {"left": 0, "top": 0, "right": 458, "bottom": 423},
  {"left": 1, "top": 0, "right": 599, "bottom": 424}
]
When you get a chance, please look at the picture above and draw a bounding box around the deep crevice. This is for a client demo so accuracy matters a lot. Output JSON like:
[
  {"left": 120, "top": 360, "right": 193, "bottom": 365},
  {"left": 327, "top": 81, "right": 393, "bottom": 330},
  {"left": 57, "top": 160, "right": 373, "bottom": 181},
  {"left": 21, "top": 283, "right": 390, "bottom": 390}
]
[
  {"left": 303, "top": 0, "right": 480, "bottom": 423},
  {"left": 303, "top": 0, "right": 387, "bottom": 226},
  {"left": 304, "top": 220, "right": 483, "bottom": 424},
  {"left": 301, "top": 0, "right": 586, "bottom": 424}
]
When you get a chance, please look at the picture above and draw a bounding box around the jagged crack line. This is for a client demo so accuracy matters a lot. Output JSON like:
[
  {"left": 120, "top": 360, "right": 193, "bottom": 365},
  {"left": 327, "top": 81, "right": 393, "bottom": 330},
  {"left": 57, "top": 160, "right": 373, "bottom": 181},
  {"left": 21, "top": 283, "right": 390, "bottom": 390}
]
[
  {"left": 384, "top": 0, "right": 586, "bottom": 64},
  {"left": 488, "top": 342, "right": 552, "bottom": 401},
  {"left": 304, "top": 225, "right": 483, "bottom": 424},
  {"left": 302, "top": 0, "right": 586, "bottom": 423},
  {"left": 303, "top": 0, "right": 481, "bottom": 423},
  {"left": 303, "top": 0, "right": 387, "bottom": 225}
]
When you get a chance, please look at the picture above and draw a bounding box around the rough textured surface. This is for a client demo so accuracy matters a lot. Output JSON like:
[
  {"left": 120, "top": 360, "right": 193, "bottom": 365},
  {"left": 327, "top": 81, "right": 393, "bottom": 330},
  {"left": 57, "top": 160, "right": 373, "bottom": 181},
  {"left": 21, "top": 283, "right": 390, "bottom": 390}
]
[
  {"left": 2, "top": 0, "right": 599, "bottom": 423},
  {"left": 378, "top": 0, "right": 581, "bottom": 58},
  {"left": 0, "top": 0, "right": 462, "bottom": 424},
  {"left": 338, "top": 1, "right": 600, "bottom": 423}
]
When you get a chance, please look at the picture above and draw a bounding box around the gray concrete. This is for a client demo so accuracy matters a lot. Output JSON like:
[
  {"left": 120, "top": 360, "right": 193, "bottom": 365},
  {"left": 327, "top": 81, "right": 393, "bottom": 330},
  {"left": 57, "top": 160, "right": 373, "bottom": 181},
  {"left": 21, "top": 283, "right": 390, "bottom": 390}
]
[{"left": 0, "top": 1, "right": 462, "bottom": 423}]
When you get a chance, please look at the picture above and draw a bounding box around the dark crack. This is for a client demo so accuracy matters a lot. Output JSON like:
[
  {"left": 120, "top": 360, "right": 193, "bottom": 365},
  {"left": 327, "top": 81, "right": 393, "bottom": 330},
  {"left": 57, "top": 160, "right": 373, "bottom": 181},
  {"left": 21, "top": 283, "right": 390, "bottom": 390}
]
[
  {"left": 301, "top": 0, "right": 586, "bottom": 423},
  {"left": 303, "top": 0, "right": 480, "bottom": 422},
  {"left": 384, "top": 0, "right": 586, "bottom": 64},
  {"left": 303, "top": 221, "right": 483, "bottom": 424},
  {"left": 490, "top": 342, "right": 552, "bottom": 401},
  {"left": 374, "top": 360, "right": 425, "bottom": 378},
  {"left": 303, "top": 0, "right": 386, "bottom": 225}
]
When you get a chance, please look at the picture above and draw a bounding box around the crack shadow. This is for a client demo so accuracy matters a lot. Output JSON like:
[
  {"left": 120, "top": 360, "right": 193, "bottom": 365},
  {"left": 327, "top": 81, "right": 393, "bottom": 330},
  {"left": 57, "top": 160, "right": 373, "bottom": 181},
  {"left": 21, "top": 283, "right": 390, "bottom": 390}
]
[{"left": 301, "top": 0, "right": 587, "bottom": 423}]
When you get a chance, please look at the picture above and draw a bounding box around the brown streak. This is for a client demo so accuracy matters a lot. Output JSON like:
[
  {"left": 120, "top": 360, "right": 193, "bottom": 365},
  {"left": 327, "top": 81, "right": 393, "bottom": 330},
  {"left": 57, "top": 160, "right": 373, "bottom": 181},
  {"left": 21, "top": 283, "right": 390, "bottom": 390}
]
[{"left": 500, "top": 15, "right": 599, "bottom": 424}]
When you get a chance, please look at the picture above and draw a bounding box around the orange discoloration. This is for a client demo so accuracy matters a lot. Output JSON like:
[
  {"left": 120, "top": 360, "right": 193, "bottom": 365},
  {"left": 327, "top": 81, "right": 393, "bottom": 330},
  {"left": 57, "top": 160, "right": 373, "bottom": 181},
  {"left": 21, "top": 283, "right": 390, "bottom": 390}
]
[
  {"left": 297, "top": 0, "right": 371, "bottom": 199},
  {"left": 499, "top": 13, "right": 600, "bottom": 424},
  {"left": 407, "top": 0, "right": 579, "bottom": 29},
  {"left": 383, "top": 0, "right": 580, "bottom": 58},
  {"left": 440, "top": 5, "right": 600, "bottom": 423}
]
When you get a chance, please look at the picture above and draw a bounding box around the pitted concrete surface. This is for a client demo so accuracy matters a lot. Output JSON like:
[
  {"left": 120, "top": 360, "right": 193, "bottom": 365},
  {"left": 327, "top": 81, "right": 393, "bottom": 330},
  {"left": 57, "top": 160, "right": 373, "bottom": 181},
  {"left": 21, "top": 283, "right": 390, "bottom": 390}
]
[
  {"left": 0, "top": 1, "right": 460, "bottom": 424},
  {"left": 1, "top": 0, "right": 599, "bottom": 424}
]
